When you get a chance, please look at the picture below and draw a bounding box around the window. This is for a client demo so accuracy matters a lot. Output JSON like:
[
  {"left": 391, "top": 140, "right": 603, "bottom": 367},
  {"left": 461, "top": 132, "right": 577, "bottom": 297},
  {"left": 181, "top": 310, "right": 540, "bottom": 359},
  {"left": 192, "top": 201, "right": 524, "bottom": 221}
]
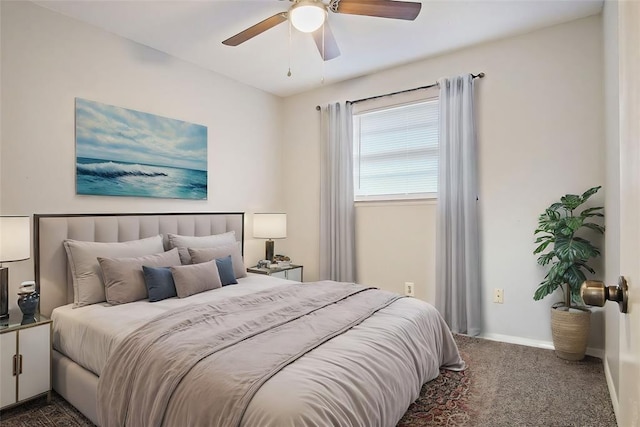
[{"left": 352, "top": 97, "right": 439, "bottom": 201}]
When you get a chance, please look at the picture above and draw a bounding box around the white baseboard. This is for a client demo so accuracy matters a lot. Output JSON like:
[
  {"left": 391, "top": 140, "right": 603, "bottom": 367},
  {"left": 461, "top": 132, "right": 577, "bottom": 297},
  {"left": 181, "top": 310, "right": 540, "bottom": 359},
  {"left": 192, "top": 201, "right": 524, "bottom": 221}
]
[
  {"left": 603, "top": 356, "right": 620, "bottom": 423},
  {"left": 478, "top": 332, "right": 605, "bottom": 359}
]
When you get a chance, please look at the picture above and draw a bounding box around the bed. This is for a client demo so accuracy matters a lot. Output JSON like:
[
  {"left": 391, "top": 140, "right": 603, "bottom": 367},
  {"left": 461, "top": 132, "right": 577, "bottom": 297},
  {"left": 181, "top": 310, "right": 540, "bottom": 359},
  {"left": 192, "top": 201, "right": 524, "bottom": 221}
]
[{"left": 35, "top": 212, "right": 464, "bottom": 427}]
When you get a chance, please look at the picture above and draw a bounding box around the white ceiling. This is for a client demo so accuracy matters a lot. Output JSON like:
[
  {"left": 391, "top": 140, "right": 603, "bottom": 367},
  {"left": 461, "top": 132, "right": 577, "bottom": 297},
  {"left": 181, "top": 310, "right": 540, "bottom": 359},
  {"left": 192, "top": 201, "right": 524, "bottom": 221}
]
[{"left": 35, "top": 0, "right": 603, "bottom": 97}]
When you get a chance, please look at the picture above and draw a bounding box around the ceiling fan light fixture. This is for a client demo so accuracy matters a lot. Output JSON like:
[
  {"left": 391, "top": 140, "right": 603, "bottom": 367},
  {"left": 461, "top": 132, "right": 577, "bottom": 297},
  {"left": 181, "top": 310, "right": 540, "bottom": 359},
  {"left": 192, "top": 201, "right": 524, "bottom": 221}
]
[{"left": 290, "top": 0, "right": 327, "bottom": 33}]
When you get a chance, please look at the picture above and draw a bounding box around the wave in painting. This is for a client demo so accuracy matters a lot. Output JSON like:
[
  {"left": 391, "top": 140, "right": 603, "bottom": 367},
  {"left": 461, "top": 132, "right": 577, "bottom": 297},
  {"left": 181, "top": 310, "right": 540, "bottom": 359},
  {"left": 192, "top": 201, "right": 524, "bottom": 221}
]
[
  {"left": 77, "top": 161, "right": 169, "bottom": 178},
  {"left": 76, "top": 157, "right": 206, "bottom": 200}
]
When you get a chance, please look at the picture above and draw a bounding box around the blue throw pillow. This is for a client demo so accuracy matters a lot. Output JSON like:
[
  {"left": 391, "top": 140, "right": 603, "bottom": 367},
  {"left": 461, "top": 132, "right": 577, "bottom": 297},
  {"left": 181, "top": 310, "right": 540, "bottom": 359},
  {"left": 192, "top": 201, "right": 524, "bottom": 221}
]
[
  {"left": 142, "top": 265, "right": 177, "bottom": 302},
  {"left": 216, "top": 255, "right": 238, "bottom": 286}
]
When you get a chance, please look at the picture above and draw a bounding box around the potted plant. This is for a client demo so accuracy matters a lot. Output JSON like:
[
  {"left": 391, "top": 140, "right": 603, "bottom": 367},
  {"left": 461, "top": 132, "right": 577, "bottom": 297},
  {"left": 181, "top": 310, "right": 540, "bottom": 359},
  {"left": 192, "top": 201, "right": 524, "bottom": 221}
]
[{"left": 533, "top": 186, "right": 604, "bottom": 360}]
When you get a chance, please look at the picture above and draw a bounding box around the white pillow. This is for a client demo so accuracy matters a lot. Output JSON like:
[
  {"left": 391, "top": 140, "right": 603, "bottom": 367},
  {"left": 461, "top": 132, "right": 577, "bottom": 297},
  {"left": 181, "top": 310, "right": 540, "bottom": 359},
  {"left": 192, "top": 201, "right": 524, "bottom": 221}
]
[
  {"left": 167, "top": 231, "right": 237, "bottom": 264},
  {"left": 64, "top": 235, "right": 164, "bottom": 307}
]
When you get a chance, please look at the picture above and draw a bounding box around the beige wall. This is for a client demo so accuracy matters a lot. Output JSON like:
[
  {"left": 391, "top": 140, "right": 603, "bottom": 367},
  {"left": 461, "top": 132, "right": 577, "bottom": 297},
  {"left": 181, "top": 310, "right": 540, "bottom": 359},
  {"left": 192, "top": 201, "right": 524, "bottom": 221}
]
[
  {"left": 282, "top": 15, "right": 606, "bottom": 349},
  {"left": 0, "top": 1, "right": 284, "bottom": 309},
  {"left": 0, "top": 2, "right": 3, "bottom": 213},
  {"left": 356, "top": 201, "right": 437, "bottom": 302}
]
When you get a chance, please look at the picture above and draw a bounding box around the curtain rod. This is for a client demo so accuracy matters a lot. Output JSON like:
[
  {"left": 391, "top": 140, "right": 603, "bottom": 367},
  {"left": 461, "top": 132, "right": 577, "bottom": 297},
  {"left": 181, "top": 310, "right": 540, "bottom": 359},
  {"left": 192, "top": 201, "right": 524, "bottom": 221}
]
[
  {"left": 313, "top": 72, "right": 485, "bottom": 110},
  {"left": 347, "top": 72, "right": 485, "bottom": 105}
]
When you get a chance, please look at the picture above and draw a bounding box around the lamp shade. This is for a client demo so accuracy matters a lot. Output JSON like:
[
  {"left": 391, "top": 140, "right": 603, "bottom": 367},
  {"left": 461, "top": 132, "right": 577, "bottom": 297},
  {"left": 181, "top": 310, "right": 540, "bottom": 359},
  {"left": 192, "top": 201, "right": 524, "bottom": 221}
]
[
  {"left": 290, "top": 0, "right": 327, "bottom": 33},
  {"left": 253, "top": 213, "right": 287, "bottom": 239},
  {"left": 0, "top": 216, "right": 31, "bottom": 262}
]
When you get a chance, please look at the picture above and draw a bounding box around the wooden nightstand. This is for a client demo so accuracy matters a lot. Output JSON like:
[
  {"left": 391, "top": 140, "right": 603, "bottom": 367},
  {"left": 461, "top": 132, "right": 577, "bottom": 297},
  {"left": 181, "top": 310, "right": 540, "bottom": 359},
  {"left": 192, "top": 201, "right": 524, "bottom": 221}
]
[
  {"left": 248, "top": 264, "right": 303, "bottom": 282},
  {"left": 0, "top": 310, "right": 52, "bottom": 410}
]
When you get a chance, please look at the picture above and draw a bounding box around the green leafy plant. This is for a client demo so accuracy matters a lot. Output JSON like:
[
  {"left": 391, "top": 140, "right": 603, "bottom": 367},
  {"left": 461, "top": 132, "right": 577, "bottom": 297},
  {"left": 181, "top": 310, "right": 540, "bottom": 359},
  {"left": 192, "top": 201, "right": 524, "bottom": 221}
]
[{"left": 533, "top": 186, "right": 604, "bottom": 307}]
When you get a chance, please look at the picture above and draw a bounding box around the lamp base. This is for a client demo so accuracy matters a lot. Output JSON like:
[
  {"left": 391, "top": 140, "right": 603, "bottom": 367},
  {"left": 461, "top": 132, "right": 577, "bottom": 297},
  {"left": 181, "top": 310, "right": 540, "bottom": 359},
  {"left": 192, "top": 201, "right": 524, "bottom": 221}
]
[
  {"left": 265, "top": 240, "right": 275, "bottom": 263},
  {"left": 0, "top": 267, "right": 8, "bottom": 319}
]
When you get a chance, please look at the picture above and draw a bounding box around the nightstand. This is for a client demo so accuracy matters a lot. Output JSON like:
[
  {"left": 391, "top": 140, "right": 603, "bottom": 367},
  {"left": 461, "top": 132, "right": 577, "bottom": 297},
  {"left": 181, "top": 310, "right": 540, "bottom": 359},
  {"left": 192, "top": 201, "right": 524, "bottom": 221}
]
[
  {"left": 248, "top": 264, "right": 304, "bottom": 282},
  {"left": 0, "top": 310, "right": 52, "bottom": 410}
]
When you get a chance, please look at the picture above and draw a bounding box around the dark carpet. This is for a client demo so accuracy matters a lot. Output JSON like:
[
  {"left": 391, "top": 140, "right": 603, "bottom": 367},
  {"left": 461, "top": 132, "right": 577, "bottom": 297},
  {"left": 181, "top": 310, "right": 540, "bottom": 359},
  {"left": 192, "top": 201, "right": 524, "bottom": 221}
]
[
  {"left": 397, "top": 335, "right": 616, "bottom": 426},
  {"left": 1, "top": 335, "right": 616, "bottom": 426}
]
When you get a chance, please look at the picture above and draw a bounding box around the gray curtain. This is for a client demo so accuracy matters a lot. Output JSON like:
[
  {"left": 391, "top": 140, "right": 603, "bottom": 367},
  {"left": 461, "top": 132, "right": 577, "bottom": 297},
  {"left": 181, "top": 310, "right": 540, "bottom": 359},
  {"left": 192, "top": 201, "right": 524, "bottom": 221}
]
[
  {"left": 320, "top": 103, "right": 357, "bottom": 282},
  {"left": 436, "top": 74, "right": 481, "bottom": 336}
]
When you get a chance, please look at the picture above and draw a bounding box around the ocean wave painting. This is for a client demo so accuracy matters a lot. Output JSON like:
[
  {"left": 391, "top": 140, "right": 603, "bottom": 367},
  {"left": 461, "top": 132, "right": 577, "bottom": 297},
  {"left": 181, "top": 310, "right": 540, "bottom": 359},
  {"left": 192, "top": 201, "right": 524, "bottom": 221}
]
[{"left": 75, "top": 98, "right": 207, "bottom": 200}]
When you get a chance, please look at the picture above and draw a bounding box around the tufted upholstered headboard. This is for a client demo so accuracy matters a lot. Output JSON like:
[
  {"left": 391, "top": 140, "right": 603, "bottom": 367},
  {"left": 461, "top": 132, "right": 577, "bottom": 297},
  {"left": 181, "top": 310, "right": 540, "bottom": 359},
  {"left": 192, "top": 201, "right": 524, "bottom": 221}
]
[{"left": 34, "top": 212, "right": 244, "bottom": 317}]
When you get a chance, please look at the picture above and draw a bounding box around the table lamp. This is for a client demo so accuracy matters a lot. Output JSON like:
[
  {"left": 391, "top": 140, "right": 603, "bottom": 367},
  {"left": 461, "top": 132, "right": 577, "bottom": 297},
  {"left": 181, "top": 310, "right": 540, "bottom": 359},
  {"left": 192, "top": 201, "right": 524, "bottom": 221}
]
[
  {"left": 253, "top": 213, "right": 287, "bottom": 263},
  {"left": 0, "top": 216, "right": 31, "bottom": 319}
]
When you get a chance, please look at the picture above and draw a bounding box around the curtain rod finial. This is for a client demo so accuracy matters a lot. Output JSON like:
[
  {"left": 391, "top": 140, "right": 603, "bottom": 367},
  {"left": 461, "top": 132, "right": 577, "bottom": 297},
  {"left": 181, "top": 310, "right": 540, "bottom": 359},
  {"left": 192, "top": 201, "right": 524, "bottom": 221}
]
[{"left": 316, "top": 105, "right": 321, "bottom": 111}]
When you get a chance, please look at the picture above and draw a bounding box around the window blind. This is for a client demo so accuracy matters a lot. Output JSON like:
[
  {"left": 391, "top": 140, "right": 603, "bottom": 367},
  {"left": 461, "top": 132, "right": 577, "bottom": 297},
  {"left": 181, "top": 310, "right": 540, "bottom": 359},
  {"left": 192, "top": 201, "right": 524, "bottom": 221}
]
[{"left": 353, "top": 98, "right": 439, "bottom": 201}]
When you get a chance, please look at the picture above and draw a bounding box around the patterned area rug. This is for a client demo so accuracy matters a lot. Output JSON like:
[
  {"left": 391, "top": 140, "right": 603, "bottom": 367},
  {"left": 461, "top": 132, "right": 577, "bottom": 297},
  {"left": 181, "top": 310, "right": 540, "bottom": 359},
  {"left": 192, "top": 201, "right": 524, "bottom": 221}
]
[
  {"left": 0, "top": 335, "right": 615, "bottom": 427},
  {"left": 397, "top": 366, "right": 471, "bottom": 426},
  {"left": 0, "top": 392, "right": 91, "bottom": 426}
]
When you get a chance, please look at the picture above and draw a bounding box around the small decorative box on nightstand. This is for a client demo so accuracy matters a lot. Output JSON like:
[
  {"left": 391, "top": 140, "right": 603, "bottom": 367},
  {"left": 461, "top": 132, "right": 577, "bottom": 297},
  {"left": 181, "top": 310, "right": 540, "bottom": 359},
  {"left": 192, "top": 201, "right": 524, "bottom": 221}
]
[
  {"left": 248, "top": 264, "right": 304, "bottom": 282},
  {"left": 0, "top": 311, "right": 52, "bottom": 410}
]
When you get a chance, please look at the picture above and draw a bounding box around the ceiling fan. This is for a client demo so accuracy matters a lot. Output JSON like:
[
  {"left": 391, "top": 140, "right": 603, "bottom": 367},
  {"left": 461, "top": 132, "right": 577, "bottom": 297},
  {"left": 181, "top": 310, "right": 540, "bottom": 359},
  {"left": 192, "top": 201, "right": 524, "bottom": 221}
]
[{"left": 222, "top": 0, "right": 422, "bottom": 61}]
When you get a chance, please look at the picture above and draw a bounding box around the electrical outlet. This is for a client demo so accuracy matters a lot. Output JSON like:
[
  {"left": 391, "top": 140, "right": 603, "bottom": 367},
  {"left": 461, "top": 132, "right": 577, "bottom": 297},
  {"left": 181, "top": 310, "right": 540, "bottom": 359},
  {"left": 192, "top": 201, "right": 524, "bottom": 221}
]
[
  {"left": 404, "top": 282, "right": 415, "bottom": 297},
  {"left": 493, "top": 288, "right": 504, "bottom": 304}
]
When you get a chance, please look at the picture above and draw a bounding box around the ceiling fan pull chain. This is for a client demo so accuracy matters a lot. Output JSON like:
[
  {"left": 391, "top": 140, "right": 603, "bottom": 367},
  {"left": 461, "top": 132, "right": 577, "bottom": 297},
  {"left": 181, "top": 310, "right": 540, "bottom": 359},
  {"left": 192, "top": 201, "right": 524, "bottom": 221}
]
[
  {"left": 288, "top": 17, "right": 293, "bottom": 77},
  {"left": 321, "top": 23, "right": 325, "bottom": 84}
]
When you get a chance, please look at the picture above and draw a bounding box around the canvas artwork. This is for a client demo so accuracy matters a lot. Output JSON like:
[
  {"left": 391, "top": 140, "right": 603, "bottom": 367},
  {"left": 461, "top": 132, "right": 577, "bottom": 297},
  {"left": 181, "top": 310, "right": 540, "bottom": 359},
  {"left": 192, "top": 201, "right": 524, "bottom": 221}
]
[{"left": 75, "top": 98, "right": 207, "bottom": 200}]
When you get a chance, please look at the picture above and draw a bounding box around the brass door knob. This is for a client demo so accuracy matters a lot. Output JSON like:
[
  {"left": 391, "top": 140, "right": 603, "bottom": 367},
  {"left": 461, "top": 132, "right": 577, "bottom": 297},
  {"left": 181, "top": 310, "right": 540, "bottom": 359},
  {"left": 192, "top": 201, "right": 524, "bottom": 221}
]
[{"left": 580, "top": 277, "right": 629, "bottom": 313}]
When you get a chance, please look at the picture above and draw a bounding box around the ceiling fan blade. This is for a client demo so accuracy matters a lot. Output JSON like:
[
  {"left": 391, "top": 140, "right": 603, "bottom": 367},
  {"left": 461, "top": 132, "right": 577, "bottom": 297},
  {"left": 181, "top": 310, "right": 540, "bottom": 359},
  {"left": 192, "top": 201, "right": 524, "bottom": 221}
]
[
  {"left": 312, "top": 22, "right": 341, "bottom": 61},
  {"left": 333, "top": 0, "right": 421, "bottom": 21},
  {"left": 222, "top": 12, "right": 288, "bottom": 46}
]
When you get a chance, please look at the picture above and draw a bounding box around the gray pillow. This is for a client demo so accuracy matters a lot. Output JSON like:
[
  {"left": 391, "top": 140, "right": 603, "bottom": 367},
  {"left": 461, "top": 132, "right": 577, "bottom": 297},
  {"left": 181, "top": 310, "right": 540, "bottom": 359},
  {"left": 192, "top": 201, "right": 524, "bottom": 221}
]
[
  {"left": 98, "top": 248, "right": 181, "bottom": 305},
  {"left": 167, "top": 231, "right": 237, "bottom": 264},
  {"left": 188, "top": 243, "right": 247, "bottom": 279},
  {"left": 64, "top": 235, "right": 165, "bottom": 307},
  {"left": 170, "top": 260, "right": 222, "bottom": 298}
]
